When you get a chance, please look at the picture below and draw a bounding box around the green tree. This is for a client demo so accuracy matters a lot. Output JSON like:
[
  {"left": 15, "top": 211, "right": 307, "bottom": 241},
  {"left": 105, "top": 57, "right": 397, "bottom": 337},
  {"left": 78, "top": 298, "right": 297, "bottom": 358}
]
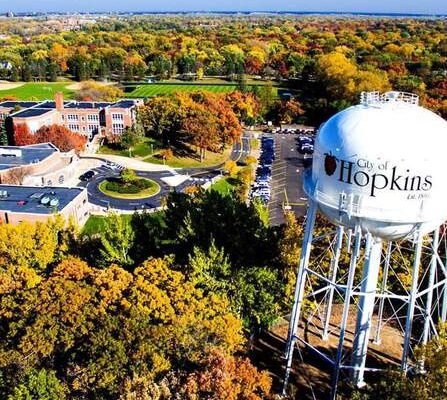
[
  {"left": 99, "top": 212, "right": 135, "bottom": 267},
  {"left": 119, "top": 125, "right": 143, "bottom": 157},
  {"left": 120, "top": 168, "right": 136, "bottom": 183},
  {"left": 8, "top": 369, "right": 66, "bottom": 400}
]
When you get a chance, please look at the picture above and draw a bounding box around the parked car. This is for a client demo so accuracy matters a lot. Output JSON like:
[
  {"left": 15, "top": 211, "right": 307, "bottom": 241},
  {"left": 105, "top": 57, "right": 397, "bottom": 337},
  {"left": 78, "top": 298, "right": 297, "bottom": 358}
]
[{"left": 79, "top": 170, "right": 95, "bottom": 181}]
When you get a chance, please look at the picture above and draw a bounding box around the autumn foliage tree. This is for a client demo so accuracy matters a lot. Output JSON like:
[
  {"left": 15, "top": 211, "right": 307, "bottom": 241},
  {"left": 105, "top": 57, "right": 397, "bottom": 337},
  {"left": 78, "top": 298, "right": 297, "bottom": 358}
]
[
  {"left": 14, "top": 124, "right": 87, "bottom": 153},
  {"left": 35, "top": 124, "right": 87, "bottom": 153},
  {"left": 13, "top": 123, "right": 35, "bottom": 146},
  {"left": 74, "top": 80, "right": 124, "bottom": 102}
]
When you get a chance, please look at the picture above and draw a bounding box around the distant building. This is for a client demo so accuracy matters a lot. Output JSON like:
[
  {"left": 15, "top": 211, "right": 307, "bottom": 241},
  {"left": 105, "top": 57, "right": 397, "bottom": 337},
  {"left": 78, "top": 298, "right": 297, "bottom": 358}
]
[
  {"left": 0, "top": 143, "right": 79, "bottom": 187},
  {"left": 0, "top": 93, "right": 142, "bottom": 141},
  {"left": 0, "top": 185, "right": 89, "bottom": 226}
]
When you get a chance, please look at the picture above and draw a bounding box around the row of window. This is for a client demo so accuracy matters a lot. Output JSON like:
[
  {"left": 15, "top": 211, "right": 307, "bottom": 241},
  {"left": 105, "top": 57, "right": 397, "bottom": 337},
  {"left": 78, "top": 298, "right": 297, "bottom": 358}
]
[
  {"left": 112, "top": 123, "right": 125, "bottom": 134},
  {"left": 112, "top": 113, "right": 124, "bottom": 121},
  {"left": 63, "top": 114, "right": 100, "bottom": 122}
]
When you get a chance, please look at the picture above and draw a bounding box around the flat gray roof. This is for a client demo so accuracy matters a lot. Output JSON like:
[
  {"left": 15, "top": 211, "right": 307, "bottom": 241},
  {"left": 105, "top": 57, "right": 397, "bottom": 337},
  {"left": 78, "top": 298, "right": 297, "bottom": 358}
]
[
  {"left": 12, "top": 108, "right": 53, "bottom": 118},
  {"left": 0, "top": 143, "right": 57, "bottom": 171},
  {"left": 0, "top": 185, "right": 85, "bottom": 215}
]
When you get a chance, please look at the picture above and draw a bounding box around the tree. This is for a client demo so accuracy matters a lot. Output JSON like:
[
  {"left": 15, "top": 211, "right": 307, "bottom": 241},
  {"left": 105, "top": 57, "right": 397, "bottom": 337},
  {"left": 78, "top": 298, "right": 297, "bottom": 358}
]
[
  {"left": 178, "top": 350, "right": 272, "bottom": 400},
  {"left": 182, "top": 102, "right": 220, "bottom": 162},
  {"left": 278, "top": 212, "right": 303, "bottom": 303},
  {"left": 0, "top": 256, "right": 245, "bottom": 399},
  {"left": 119, "top": 125, "right": 143, "bottom": 157},
  {"left": 13, "top": 123, "right": 34, "bottom": 146},
  {"left": 8, "top": 369, "right": 66, "bottom": 400},
  {"left": 159, "top": 148, "right": 173, "bottom": 164},
  {"left": 354, "top": 323, "right": 447, "bottom": 400},
  {"left": 99, "top": 212, "right": 135, "bottom": 267},
  {"left": 74, "top": 81, "right": 124, "bottom": 102},
  {"left": 138, "top": 96, "right": 181, "bottom": 145},
  {"left": 120, "top": 168, "right": 136, "bottom": 183},
  {"left": 223, "top": 160, "right": 238, "bottom": 177},
  {"left": 0, "top": 220, "right": 59, "bottom": 272},
  {"left": 0, "top": 120, "right": 8, "bottom": 145},
  {"left": 35, "top": 125, "right": 87, "bottom": 153},
  {"left": 2, "top": 166, "right": 31, "bottom": 185}
]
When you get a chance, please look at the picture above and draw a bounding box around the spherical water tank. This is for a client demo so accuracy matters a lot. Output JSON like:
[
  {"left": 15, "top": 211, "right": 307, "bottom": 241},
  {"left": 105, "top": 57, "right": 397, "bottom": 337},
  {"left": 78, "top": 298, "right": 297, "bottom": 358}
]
[{"left": 304, "top": 91, "right": 447, "bottom": 240}]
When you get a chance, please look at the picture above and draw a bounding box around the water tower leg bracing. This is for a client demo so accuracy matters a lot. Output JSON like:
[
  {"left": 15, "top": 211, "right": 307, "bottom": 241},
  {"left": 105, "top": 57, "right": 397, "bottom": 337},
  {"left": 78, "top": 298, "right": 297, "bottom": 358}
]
[
  {"left": 373, "top": 242, "right": 393, "bottom": 345},
  {"left": 351, "top": 234, "right": 383, "bottom": 387},
  {"left": 401, "top": 230, "right": 423, "bottom": 373},
  {"left": 330, "top": 226, "right": 362, "bottom": 400},
  {"left": 282, "top": 215, "right": 447, "bottom": 399},
  {"left": 322, "top": 225, "right": 345, "bottom": 341},
  {"left": 282, "top": 200, "right": 317, "bottom": 395}
]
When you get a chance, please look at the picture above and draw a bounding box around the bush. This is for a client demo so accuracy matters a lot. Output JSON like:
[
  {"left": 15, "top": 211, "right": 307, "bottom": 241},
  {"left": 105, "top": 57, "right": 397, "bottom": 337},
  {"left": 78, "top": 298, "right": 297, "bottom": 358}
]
[{"left": 104, "top": 178, "right": 152, "bottom": 194}]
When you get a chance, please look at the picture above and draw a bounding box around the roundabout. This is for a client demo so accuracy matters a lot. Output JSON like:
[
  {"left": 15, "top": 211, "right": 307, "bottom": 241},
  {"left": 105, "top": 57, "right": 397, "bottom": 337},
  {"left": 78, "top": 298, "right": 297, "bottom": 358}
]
[{"left": 98, "top": 177, "right": 160, "bottom": 199}]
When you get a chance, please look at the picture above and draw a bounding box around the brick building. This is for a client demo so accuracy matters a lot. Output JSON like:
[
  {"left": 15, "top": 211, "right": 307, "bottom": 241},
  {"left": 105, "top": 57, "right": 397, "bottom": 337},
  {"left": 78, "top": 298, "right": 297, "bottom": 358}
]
[
  {"left": 0, "top": 185, "right": 90, "bottom": 226},
  {"left": 0, "top": 93, "right": 141, "bottom": 142}
]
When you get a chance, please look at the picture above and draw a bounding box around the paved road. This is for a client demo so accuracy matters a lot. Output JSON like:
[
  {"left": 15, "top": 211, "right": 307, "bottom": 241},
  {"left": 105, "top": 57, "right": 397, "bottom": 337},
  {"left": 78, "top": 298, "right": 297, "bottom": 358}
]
[
  {"left": 267, "top": 133, "right": 308, "bottom": 225},
  {"left": 80, "top": 133, "right": 251, "bottom": 211}
]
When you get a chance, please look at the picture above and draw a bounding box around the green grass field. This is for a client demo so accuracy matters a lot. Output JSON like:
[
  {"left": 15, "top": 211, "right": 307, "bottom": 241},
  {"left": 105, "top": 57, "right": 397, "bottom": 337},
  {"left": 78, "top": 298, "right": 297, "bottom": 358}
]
[
  {"left": 125, "top": 83, "right": 279, "bottom": 98},
  {"left": 0, "top": 82, "right": 74, "bottom": 101}
]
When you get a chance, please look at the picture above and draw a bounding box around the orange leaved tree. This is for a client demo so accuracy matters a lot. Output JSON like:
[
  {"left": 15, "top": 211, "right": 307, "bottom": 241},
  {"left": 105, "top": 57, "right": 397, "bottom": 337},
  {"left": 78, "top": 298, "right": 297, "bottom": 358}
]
[{"left": 35, "top": 124, "right": 87, "bottom": 153}]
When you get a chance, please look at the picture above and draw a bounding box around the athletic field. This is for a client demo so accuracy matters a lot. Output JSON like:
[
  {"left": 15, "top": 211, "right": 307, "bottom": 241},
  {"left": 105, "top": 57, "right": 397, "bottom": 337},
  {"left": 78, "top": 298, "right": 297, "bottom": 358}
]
[
  {"left": 125, "top": 83, "right": 279, "bottom": 98},
  {"left": 0, "top": 82, "right": 74, "bottom": 101}
]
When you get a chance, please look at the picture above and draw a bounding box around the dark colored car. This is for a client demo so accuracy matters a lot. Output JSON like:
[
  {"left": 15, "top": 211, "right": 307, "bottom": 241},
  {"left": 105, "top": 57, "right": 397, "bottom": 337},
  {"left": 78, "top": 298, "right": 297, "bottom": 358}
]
[{"left": 79, "top": 170, "right": 95, "bottom": 181}]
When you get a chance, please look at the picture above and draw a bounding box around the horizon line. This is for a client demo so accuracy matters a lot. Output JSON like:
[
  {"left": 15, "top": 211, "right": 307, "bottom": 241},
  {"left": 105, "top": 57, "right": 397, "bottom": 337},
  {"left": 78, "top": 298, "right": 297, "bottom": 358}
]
[{"left": 2, "top": 10, "right": 447, "bottom": 16}]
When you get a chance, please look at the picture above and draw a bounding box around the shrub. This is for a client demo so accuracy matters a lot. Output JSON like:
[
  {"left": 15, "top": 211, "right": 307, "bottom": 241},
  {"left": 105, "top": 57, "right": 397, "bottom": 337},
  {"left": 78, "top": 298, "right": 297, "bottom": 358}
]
[{"left": 104, "top": 178, "right": 152, "bottom": 194}]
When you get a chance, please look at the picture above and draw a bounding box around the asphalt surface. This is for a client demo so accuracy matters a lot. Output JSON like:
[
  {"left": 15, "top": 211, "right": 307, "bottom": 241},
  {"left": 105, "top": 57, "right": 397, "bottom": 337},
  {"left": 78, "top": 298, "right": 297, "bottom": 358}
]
[
  {"left": 79, "top": 132, "right": 251, "bottom": 211},
  {"left": 267, "top": 133, "right": 309, "bottom": 225}
]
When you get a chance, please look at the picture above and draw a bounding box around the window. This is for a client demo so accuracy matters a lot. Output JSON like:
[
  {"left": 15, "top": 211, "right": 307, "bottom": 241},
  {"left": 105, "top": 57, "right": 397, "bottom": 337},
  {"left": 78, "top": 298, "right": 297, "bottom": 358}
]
[
  {"left": 68, "top": 124, "right": 80, "bottom": 132},
  {"left": 112, "top": 123, "right": 124, "bottom": 134},
  {"left": 112, "top": 113, "right": 124, "bottom": 121},
  {"left": 88, "top": 124, "right": 99, "bottom": 133},
  {"left": 87, "top": 114, "right": 99, "bottom": 122},
  {"left": 67, "top": 114, "right": 79, "bottom": 121}
]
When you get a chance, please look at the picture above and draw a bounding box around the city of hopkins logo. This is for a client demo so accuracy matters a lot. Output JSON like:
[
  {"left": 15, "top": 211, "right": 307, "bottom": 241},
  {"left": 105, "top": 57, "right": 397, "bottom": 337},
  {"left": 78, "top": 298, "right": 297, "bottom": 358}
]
[{"left": 324, "top": 153, "right": 337, "bottom": 176}]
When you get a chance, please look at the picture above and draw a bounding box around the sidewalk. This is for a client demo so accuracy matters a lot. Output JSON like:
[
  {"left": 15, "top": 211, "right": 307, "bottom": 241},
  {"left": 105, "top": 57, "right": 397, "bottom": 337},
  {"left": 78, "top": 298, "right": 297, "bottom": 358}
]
[{"left": 83, "top": 154, "right": 177, "bottom": 173}]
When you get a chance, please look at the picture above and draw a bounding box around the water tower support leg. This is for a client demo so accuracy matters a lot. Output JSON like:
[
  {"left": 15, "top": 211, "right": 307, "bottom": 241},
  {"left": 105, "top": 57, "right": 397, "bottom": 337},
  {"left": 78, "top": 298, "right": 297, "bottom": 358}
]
[
  {"left": 330, "top": 226, "right": 362, "bottom": 400},
  {"left": 282, "top": 200, "right": 317, "bottom": 396},
  {"left": 401, "top": 231, "right": 424, "bottom": 373},
  {"left": 322, "top": 225, "right": 344, "bottom": 340},
  {"left": 421, "top": 229, "right": 439, "bottom": 364},
  {"left": 373, "top": 242, "right": 393, "bottom": 345},
  {"left": 351, "top": 234, "right": 383, "bottom": 387}
]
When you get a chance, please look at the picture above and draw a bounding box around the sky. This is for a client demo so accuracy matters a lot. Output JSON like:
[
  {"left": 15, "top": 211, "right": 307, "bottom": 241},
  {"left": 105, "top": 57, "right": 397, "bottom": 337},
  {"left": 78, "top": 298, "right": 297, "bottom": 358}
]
[{"left": 2, "top": 0, "right": 447, "bottom": 14}]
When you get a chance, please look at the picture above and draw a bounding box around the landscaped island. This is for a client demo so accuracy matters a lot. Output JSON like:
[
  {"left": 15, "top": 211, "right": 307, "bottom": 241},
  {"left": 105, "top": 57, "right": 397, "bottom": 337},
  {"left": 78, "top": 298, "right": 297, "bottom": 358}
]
[{"left": 99, "top": 169, "right": 159, "bottom": 199}]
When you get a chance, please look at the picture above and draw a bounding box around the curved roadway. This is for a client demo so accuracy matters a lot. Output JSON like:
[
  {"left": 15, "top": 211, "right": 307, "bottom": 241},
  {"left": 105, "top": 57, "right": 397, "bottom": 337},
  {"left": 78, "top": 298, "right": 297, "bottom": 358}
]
[{"left": 80, "top": 132, "right": 251, "bottom": 211}]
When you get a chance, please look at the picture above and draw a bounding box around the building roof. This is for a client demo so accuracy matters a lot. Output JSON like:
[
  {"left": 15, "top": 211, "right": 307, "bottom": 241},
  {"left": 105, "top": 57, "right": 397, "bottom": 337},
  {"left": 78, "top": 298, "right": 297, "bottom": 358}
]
[
  {"left": 0, "top": 143, "right": 58, "bottom": 171},
  {"left": 0, "top": 101, "right": 40, "bottom": 108},
  {"left": 0, "top": 185, "right": 85, "bottom": 215},
  {"left": 110, "top": 100, "right": 137, "bottom": 109},
  {"left": 12, "top": 108, "right": 54, "bottom": 118},
  {"left": 65, "top": 101, "right": 111, "bottom": 109},
  {"left": 37, "top": 101, "right": 71, "bottom": 109}
]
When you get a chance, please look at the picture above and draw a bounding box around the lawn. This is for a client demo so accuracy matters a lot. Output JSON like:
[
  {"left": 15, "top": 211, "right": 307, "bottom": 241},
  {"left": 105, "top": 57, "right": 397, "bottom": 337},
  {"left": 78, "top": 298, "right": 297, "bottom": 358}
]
[
  {"left": 144, "top": 145, "right": 232, "bottom": 168},
  {"left": 125, "top": 83, "right": 279, "bottom": 98},
  {"left": 98, "top": 137, "right": 159, "bottom": 158},
  {"left": 210, "top": 177, "right": 239, "bottom": 195},
  {"left": 0, "top": 82, "right": 75, "bottom": 100},
  {"left": 82, "top": 214, "right": 133, "bottom": 236}
]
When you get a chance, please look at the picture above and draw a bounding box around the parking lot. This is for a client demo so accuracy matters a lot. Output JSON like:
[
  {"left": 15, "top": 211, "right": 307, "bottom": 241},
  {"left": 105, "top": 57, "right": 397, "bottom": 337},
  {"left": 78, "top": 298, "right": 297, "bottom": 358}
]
[{"left": 267, "top": 130, "right": 314, "bottom": 225}]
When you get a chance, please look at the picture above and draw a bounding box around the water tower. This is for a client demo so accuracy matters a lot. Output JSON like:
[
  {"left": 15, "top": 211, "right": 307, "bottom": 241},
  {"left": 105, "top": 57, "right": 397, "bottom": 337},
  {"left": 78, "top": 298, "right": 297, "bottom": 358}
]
[{"left": 283, "top": 92, "right": 447, "bottom": 399}]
